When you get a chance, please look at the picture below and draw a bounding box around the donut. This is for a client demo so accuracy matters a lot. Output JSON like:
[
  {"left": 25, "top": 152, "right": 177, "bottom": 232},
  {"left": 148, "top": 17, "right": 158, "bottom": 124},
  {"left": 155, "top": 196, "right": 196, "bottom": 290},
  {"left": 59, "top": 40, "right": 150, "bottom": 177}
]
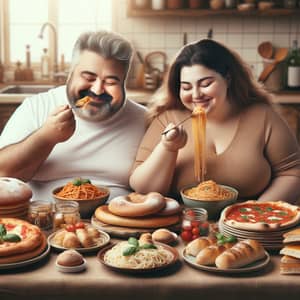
[
  {"left": 156, "top": 197, "right": 182, "bottom": 216},
  {"left": 95, "top": 205, "right": 180, "bottom": 229},
  {"left": 108, "top": 192, "right": 166, "bottom": 217}
]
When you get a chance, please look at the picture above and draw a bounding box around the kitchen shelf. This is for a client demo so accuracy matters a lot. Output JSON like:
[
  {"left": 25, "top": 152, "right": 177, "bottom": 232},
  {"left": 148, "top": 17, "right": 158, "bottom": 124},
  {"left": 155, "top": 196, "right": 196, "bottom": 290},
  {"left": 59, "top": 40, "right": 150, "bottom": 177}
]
[{"left": 127, "top": 2, "right": 300, "bottom": 18}]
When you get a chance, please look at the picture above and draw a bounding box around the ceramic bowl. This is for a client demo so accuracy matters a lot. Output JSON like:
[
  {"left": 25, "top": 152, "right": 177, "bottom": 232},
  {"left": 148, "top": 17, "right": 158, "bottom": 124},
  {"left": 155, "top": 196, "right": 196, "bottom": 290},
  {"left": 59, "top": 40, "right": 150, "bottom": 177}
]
[
  {"left": 180, "top": 184, "right": 238, "bottom": 219},
  {"left": 55, "top": 259, "right": 87, "bottom": 273},
  {"left": 52, "top": 185, "right": 110, "bottom": 218}
]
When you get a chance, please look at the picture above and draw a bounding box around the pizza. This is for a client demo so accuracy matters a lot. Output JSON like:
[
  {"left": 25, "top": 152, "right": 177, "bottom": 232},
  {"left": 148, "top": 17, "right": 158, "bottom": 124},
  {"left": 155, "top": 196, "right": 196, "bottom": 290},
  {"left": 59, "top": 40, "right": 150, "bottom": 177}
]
[
  {"left": 0, "top": 218, "right": 45, "bottom": 263},
  {"left": 220, "top": 201, "right": 300, "bottom": 231}
]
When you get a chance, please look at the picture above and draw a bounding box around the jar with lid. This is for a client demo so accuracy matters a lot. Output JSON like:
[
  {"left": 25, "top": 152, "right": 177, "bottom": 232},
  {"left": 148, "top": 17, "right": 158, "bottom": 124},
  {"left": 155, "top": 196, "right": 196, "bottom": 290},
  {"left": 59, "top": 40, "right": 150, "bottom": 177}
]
[
  {"left": 53, "top": 201, "right": 80, "bottom": 231},
  {"left": 28, "top": 201, "right": 53, "bottom": 230},
  {"left": 180, "top": 208, "right": 209, "bottom": 243}
]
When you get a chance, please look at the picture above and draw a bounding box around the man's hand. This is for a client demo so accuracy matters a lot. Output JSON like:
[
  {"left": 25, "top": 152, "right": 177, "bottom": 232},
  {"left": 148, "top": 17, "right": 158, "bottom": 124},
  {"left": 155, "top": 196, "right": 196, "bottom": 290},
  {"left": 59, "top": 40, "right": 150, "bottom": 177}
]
[
  {"left": 39, "top": 105, "right": 76, "bottom": 144},
  {"left": 161, "top": 123, "right": 187, "bottom": 152}
]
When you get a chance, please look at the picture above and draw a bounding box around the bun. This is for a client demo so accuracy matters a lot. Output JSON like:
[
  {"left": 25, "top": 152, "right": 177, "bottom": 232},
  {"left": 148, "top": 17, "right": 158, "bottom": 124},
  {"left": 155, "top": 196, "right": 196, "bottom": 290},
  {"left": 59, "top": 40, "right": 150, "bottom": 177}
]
[
  {"left": 139, "top": 233, "right": 153, "bottom": 245},
  {"left": 152, "top": 229, "right": 177, "bottom": 244},
  {"left": 0, "top": 177, "right": 32, "bottom": 205},
  {"left": 56, "top": 249, "right": 84, "bottom": 266},
  {"left": 62, "top": 232, "right": 81, "bottom": 248},
  {"left": 196, "top": 244, "right": 227, "bottom": 265},
  {"left": 215, "top": 239, "right": 266, "bottom": 269},
  {"left": 76, "top": 228, "right": 95, "bottom": 248},
  {"left": 185, "top": 236, "right": 217, "bottom": 257}
]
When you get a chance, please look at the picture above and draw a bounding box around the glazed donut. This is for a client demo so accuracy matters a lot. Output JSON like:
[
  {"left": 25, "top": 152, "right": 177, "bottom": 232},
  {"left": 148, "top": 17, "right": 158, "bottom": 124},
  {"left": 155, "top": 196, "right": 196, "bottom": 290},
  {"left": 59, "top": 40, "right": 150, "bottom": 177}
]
[
  {"left": 108, "top": 192, "right": 166, "bottom": 217},
  {"left": 95, "top": 205, "right": 180, "bottom": 229},
  {"left": 157, "top": 197, "right": 182, "bottom": 216}
]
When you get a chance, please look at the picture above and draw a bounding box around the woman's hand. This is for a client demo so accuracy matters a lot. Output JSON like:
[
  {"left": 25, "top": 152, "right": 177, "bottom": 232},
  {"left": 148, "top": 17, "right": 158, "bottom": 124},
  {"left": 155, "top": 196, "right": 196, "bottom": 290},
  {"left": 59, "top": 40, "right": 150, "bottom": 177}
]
[
  {"left": 40, "top": 105, "right": 76, "bottom": 144},
  {"left": 161, "top": 123, "right": 187, "bottom": 152}
]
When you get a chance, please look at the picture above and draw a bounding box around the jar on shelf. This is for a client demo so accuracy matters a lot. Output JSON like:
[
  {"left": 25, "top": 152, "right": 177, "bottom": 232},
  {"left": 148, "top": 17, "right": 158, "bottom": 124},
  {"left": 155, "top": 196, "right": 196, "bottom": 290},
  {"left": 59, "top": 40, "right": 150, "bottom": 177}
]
[
  {"left": 53, "top": 201, "right": 80, "bottom": 231},
  {"left": 180, "top": 208, "right": 209, "bottom": 243},
  {"left": 28, "top": 201, "right": 53, "bottom": 230}
]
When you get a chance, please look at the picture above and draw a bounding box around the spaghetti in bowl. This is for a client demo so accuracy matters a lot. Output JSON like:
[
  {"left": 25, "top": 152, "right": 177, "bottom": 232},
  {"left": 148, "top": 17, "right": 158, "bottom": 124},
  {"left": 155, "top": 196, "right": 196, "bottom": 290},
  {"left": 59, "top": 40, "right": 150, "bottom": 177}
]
[
  {"left": 52, "top": 178, "right": 110, "bottom": 218},
  {"left": 180, "top": 180, "right": 238, "bottom": 219}
]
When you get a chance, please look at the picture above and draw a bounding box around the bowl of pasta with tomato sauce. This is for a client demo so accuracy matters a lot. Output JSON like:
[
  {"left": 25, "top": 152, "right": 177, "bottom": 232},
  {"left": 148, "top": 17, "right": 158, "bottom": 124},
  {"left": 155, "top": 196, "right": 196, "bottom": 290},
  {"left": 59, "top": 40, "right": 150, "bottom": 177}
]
[
  {"left": 180, "top": 180, "right": 238, "bottom": 220},
  {"left": 52, "top": 178, "right": 110, "bottom": 218}
]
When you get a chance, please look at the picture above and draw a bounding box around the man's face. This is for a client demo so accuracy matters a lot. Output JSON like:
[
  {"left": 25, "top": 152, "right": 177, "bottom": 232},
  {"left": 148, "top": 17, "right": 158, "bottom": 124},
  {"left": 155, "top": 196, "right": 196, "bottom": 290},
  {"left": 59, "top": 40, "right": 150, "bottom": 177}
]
[{"left": 67, "top": 50, "right": 127, "bottom": 122}]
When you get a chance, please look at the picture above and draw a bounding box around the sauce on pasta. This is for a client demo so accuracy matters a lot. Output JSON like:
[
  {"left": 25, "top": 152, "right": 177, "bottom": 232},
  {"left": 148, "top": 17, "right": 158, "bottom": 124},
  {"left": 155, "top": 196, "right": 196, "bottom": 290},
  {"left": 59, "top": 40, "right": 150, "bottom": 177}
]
[
  {"left": 192, "top": 107, "right": 206, "bottom": 182},
  {"left": 184, "top": 180, "right": 235, "bottom": 201}
]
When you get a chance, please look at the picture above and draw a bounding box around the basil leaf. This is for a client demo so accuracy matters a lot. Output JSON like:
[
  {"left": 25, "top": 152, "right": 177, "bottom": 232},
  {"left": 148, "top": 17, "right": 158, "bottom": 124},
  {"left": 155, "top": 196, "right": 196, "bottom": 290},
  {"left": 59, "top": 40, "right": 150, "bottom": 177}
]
[
  {"left": 0, "top": 224, "right": 6, "bottom": 237},
  {"left": 81, "top": 178, "right": 91, "bottom": 184},
  {"left": 3, "top": 234, "right": 21, "bottom": 243},
  {"left": 72, "top": 178, "right": 82, "bottom": 186},
  {"left": 239, "top": 208, "right": 248, "bottom": 213},
  {"left": 224, "top": 235, "right": 237, "bottom": 243},
  {"left": 123, "top": 246, "right": 137, "bottom": 256},
  {"left": 140, "top": 243, "right": 157, "bottom": 250},
  {"left": 215, "top": 232, "right": 224, "bottom": 240},
  {"left": 128, "top": 237, "right": 139, "bottom": 247}
]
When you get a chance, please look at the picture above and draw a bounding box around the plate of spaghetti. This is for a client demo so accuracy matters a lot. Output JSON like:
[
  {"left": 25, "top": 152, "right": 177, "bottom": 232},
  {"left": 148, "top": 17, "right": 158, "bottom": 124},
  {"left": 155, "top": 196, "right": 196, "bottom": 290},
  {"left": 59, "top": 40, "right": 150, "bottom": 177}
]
[
  {"left": 97, "top": 238, "right": 179, "bottom": 273},
  {"left": 52, "top": 178, "right": 110, "bottom": 218},
  {"left": 180, "top": 180, "right": 238, "bottom": 219}
]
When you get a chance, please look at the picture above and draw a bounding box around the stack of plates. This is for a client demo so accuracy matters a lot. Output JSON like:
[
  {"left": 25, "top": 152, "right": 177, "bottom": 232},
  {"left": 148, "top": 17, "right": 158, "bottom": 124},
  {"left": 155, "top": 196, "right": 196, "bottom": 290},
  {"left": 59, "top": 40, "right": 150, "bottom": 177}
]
[{"left": 219, "top": 220, "right": 297, "bottom": 250}]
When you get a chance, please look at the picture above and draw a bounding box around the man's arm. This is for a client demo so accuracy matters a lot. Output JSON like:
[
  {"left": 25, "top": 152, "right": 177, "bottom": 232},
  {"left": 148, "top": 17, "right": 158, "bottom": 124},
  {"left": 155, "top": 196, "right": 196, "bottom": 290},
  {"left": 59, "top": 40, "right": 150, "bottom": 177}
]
[{"left": 0, "top": 105, "right": 75, "bottom": 181}]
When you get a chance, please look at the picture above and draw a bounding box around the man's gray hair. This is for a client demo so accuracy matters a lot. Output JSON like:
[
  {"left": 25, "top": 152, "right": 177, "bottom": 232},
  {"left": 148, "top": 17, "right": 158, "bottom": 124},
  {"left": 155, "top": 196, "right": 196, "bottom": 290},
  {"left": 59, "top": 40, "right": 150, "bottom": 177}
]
[{"left": 71, "top": 30, "right": 133, "bottom": 72}]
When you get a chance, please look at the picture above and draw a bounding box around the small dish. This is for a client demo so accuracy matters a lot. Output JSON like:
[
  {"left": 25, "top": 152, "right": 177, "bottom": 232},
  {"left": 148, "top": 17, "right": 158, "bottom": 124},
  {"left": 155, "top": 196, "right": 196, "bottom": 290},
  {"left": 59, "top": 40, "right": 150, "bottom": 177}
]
[{"left": 55, "top": 259, "right": 87, "bottom": 273}]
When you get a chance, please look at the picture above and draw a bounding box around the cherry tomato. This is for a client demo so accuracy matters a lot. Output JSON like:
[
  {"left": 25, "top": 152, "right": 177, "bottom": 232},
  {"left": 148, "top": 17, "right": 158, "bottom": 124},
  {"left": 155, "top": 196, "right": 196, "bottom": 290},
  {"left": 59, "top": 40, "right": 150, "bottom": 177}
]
[
  {"left": 75, "top": 222, "right": 85, "bottom": 229},
  {"left": 65, "top": 224, "right": 76, "bottom": 232},
  {"left": 185, "top": 209, "right": 196, "bottom": 217},
  {"left": 180, "top": 230, "right": 193, "bottom": 242},
  {"left": 191, "top": 227, "right": 200, "bottom": 236},
  {"left": 191, "top": 220, "right": 201, "bottom": 228}
]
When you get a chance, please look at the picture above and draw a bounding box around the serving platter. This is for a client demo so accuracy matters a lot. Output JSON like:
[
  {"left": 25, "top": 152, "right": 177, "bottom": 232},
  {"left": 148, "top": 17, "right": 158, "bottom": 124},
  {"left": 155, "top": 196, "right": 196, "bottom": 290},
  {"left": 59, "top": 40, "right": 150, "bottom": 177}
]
[
  {"left": 48, "top": 226, "right": 110, "bottom": 253},
  {"left": 91, "top": 215, "right": 180, "bottom": 238},
  {"left": 0, "top": 242, "right": 50, "bottom": 270},
  {"left": 182, "top": 248, "right": 270, "bottom": 274},
  {"left": 97, "top": 242, "right": 179, "bottom": 273}
]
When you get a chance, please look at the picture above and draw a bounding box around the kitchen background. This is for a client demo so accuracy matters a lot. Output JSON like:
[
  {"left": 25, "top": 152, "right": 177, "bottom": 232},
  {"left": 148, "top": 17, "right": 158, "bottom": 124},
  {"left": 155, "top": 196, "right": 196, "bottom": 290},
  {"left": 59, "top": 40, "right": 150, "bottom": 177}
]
[{"left": 0, "top": 0, "right": 300, "bottom": 135}]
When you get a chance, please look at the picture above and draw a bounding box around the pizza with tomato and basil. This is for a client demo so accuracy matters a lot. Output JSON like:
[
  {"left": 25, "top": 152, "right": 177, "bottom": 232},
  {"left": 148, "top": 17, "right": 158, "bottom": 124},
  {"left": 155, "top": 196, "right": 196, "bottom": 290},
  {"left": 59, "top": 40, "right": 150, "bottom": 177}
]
[
  {"left": 220, "top": 201, "right": 300, "bottom": 231},
  {"left": 0, "top": 218, "right": 45, "bottom": 264}
]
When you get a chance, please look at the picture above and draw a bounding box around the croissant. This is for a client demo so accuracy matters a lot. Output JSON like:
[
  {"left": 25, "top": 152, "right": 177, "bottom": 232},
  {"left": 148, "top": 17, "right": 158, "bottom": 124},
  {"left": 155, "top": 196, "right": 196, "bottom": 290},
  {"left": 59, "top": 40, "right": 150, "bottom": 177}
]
[{"left": 215, "top": 239, "right": 265, "bottom": 269}]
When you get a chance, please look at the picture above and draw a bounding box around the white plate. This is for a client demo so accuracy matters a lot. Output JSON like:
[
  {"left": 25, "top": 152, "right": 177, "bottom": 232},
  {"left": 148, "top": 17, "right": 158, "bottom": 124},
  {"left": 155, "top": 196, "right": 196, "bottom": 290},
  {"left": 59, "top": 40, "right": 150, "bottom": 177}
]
[
  {"left": 182, "top": 248, "right": 270, "bottom": 274},
  {"left": 55, "top": 259, "right": 87, "bottom": 273},
  {"left": 48, "top": 226, "right": 110, "bottom": 253},
  {"left": 0, "top": 243, "right": 50, "bottom": 270}
]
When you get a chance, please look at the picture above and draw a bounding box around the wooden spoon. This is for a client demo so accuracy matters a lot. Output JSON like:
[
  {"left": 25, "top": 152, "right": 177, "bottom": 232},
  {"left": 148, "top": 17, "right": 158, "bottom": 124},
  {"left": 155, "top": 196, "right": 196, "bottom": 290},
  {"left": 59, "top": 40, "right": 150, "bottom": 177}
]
[
  {"left": 258, "top": 41, "right": 273, "bottom": 59},
  {"left": 258, "top": 47, "right": 289, "bottom": 83}
]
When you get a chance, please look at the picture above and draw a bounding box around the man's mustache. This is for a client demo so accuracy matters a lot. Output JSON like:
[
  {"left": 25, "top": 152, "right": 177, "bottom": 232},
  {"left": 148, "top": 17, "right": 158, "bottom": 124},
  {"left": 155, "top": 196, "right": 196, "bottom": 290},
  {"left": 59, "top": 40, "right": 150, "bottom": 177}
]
[{"left": 79, "top": 90, "right": 113, "bottom": 103}]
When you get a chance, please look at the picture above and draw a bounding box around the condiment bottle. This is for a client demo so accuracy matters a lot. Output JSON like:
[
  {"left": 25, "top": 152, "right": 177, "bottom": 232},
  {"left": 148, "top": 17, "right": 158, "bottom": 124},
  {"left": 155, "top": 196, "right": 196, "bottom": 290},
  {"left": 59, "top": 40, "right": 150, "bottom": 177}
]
[
  {"left": 180, "top": 208, "right": 209, "bottom": 243},
  {"left": 53, "top": 201, "right": 80, "bottom": 231},
  {"left": 28, "top": 201, "right": 53, "bottom": 230},
  {"left": 286, "top": 40, "right": 300, "bottom": 89}
]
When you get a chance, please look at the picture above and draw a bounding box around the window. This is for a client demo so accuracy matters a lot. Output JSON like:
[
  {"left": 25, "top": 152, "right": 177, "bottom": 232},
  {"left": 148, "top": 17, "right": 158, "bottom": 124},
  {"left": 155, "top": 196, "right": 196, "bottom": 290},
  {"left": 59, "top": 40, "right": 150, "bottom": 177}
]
[{"left": 2, "top": 0, "right": 112, "bottom": 71}]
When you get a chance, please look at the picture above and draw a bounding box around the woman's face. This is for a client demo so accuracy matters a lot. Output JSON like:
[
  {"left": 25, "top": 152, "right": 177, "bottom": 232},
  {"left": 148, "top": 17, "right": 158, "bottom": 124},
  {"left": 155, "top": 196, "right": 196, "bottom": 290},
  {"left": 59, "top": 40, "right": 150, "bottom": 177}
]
[
  {"left": 179, "top": 64, "right": 229, "bottom": 117},
  {"left": 67, "top": 50, "right": 126, "bottom": 122}
]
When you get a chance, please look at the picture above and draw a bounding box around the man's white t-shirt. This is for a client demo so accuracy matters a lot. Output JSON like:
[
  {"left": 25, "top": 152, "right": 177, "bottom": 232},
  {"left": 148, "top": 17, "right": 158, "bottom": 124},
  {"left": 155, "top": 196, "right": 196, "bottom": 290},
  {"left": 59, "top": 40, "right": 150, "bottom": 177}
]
[{"left": 0, "top": 86, "right": 147, "bottom": 202}]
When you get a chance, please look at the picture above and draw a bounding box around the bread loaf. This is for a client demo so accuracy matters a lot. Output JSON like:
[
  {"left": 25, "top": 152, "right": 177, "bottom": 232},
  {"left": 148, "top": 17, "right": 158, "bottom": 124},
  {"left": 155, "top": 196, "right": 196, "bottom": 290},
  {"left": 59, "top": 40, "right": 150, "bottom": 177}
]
[
  {"left": 215, "top": 239, "right": 265, "bottom": 269},
  {"left": 196, "top": 244, "right": 227, "bottom": 265},
  {"left": 185, "top": 236, "right": 217, "bottom": 257},
  {"left": 152, "top": 229, "right": 177, "bottom": 244}
]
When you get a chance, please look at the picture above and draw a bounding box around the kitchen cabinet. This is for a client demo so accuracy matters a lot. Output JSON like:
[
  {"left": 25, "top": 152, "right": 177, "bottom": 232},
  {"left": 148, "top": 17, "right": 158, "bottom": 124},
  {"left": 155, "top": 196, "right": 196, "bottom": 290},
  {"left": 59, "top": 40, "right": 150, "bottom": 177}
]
[{"left": 127, "top": 0, "right": 300, "bottom": 17}]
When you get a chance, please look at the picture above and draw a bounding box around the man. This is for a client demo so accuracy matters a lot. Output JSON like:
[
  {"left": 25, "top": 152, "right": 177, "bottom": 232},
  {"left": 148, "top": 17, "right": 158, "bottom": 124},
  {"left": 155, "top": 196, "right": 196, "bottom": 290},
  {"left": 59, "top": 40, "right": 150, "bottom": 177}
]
[{"left": 0, "top": 30, "right": 147, "bottom": 201}]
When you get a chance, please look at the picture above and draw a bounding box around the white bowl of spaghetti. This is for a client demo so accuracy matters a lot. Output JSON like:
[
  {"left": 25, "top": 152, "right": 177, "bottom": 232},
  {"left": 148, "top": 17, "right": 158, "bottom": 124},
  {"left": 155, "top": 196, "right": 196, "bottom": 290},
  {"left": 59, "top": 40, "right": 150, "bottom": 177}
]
[
  {"left": 180, "top": 180, "right": 238, "bottom": 219},
  {"left": 52, "top": 178, "right": 110, "bottom": 218}
]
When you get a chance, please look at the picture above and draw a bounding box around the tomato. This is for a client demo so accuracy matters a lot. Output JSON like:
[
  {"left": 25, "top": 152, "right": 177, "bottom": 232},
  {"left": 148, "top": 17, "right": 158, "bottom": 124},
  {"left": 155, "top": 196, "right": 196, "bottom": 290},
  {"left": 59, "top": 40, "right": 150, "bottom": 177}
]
[
  {"left": 185, "top": 209, "right": 196, "bottom": 217},
  {"left": 180, "top": 230, "right": 193, "bottom": 242},
  {"left": 65, "top": 224, "right": 76, "bottom": 232},
  {"left": 75, "top": 222, "right": 85, "bottom": 229},
  {"left": 191, "top": 220, "right": 201, "bottom": 228},
  {"left": 191, "top": 227, "right": 200, "bottom": 236}
]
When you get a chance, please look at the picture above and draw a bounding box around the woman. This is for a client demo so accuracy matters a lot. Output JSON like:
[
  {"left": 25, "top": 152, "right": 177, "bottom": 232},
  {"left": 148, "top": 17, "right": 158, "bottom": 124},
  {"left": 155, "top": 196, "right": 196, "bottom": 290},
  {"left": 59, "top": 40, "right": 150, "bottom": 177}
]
[{"left": 129, "top": 39, "right": 300, "bottom": 204}]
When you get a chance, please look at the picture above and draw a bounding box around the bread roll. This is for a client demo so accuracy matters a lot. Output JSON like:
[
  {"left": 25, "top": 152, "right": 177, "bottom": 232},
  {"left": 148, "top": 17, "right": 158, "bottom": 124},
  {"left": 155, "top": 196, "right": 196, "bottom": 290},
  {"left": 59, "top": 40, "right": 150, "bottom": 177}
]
[
  {"left": 62, "top": 232, "right": 81, "bottom": 248},
  {"left": 196, "top": 244, "right": 227, "bottom": 265},
  {"left": 87, "top": 227, "right": 100, "bottom": 239},
  {"left": 139, "top": 233, "right": 153, "bottom": 246},
  {"left": 185, "top": 236, "right": 217, "bottom": 257},
  {"left": 215, "top": 239, "right": 266, "bottom": 269},
  {"left": 152, "top": 229, "right": 177, "bottom": 245},
  {"left": 52, "top": 230, "right": 67, "bottom": 246},
  {"left": 76, "top": 228, "right": 95, "bottom": 248},
  {"left": 56, "top": 249, "right": 84, "bottom": 266}
]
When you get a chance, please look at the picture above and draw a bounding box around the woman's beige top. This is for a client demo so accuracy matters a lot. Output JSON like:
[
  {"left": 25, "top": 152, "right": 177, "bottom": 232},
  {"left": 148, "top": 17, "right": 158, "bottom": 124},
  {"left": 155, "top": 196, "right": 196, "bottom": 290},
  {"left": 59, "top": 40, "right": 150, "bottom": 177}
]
[{"left": 133, "top": 104, "right": 300, "bottom": 200}]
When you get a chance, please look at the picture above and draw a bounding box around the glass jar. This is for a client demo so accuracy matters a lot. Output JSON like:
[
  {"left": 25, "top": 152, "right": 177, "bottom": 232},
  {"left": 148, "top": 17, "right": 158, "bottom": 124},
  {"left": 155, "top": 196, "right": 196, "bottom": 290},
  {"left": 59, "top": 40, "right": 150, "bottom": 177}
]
[
  {"left": 28, "top": 201, "right": 53, "bottom": 230},
  {"left": 53, "top": 201, "right": 80, "bottom": 231},
  {"left": 180, "top": 208, "right": 209, "bottom": 242}
]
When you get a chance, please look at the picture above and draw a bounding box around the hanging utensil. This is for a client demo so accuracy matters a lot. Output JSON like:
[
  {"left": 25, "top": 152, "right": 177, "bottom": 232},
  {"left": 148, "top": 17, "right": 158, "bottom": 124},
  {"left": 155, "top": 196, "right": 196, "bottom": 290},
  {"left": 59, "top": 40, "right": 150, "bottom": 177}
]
[{"left": 258, "top": 41, "right": 273, "bottom": 59}]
